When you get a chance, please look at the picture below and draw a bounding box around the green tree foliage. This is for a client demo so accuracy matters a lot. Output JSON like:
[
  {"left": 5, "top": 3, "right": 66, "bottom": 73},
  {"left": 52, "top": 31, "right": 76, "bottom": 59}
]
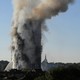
[
  {"left": 34, "top": 72, "right": 53, "bottom": 80},
  {"left": 49, "top": 66, "right": 80, "bottom": 80},
  {"left": 0, "top": 63, "right": 80, "bottom": 80}
]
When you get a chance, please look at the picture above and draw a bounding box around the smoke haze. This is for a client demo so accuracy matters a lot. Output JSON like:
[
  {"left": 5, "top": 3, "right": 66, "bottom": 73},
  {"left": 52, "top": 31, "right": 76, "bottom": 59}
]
[
  {"left": 9, "top": 0, "right": 74, "bottom": 70},
  {"left": 13, "top": 0, "right": 74, "bottom": 20}
]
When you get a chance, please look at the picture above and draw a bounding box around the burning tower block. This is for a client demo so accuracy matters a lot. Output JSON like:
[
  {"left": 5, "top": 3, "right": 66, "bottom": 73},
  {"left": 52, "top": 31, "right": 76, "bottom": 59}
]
[
  {"left": 5, "top": 0, "right": 74, "bottom": 70},
  {"left": 11, "top": 20, "right": 42, "bottom": 70}
]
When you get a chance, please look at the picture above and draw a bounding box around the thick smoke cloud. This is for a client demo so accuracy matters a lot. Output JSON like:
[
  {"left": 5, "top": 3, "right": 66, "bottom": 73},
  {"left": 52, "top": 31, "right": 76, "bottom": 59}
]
[
  {"left": 13, "top": 0, "right": 74, "bottom": 20},
  {"left": 12, "top": 0, "right": 74, "bottom": 37},
  {"left": 9, "top": 0, "right": 74, "bottom": 70}
]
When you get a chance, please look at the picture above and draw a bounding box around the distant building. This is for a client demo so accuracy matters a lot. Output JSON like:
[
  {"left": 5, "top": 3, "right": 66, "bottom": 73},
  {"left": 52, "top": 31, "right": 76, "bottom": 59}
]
[
  {"left": 41, "top": 55, "right": 66, "bottom": 71},
  {"left": 41, "top": 55, "right": 55, "bottom": 71},
  {"left": 0, "top": 61, "right": 9, "bottom": 71}
]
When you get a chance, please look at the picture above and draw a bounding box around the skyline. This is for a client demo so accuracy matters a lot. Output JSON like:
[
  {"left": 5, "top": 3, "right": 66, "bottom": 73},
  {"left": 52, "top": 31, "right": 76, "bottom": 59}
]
[{"left": 0, "top": 0, "right": 80, "bottom": 63}]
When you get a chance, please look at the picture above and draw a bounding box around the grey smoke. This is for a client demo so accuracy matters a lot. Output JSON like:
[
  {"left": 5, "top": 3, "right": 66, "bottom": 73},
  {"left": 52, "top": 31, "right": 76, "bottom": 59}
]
[{"left": 6, "top": 0, "right": 74, "bottom": 70}]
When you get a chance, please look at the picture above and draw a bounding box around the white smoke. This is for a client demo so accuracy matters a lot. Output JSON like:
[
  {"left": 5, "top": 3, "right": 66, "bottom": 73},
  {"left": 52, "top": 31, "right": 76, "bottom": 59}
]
[
  {"left": 13, "top": 0, "right": 74, "bottom": 20},
  {"left": 33, "top": 0, "right": 74, "bottom": 18},
  {"left": 10, "top": 0, "right": 74, "bottom": 70},
  {"left": 12, "top": 0, "right": 74, "bottom": 34}
]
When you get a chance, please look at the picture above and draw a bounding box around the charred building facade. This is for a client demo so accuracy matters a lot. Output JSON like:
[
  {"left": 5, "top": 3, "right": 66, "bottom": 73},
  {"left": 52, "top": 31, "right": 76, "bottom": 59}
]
[{"left": 11, "top": 20, "right": 43, "bottom": 70}]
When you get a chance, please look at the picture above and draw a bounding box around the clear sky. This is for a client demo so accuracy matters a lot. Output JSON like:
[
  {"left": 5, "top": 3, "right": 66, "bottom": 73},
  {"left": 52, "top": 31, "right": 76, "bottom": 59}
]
[{"left": 0, "top": 0, "right": 80, "bottom": 63}]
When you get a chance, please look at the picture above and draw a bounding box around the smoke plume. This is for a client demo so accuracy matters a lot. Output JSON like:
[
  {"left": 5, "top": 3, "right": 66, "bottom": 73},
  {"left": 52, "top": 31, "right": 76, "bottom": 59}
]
[
  {"left": 13, "top": 0, "right": 74, "bottom": 20},
  {"left": 9, "top": 0, "right": 74, "bottom": 70}
]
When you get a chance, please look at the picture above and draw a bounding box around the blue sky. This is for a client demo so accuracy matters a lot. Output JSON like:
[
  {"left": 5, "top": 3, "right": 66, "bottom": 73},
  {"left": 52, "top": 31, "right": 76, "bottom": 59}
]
[{"left": 0, "top": 0, "right": 80, "bottom": 63}]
